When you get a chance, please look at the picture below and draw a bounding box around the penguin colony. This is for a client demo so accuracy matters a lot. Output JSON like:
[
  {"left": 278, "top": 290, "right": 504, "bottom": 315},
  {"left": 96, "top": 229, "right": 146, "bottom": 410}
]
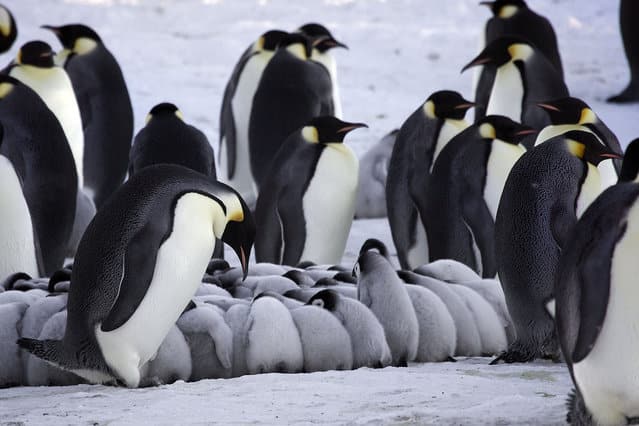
[{"left": 0, "top": 1, "right": 638, "bottom": 424}]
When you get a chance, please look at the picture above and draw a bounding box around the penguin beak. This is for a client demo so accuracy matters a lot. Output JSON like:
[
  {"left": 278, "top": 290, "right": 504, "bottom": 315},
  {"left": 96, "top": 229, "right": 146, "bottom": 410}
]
[
  {"left": 515, "top": 129, "right": 537, "bottom": 136},
  {"left": 461, "top": 54, "right": 492, "bottom": 73},
  {"left": 221, "top": 219, "right": 255, "bottom": 281},
  {"left": 336, "top": 123, "right": 368, "bottom": 134},
  {"left": 479, "top": 1, "right": 495, "bottom": 6},
  {"left": 322, "top": 37, "right": 348, "bottom": 50},
  {"left": 454, "top": 102, "right": 476, "bottom": 110},
  {"left": 536, "top": 102, "right": 561, "bottom": 112},
  {"left": 601, "top": 153, "right": 623, "bottom": 160},
  {"left": 41, "top": 25, "right": 61, "bottom": 36}
]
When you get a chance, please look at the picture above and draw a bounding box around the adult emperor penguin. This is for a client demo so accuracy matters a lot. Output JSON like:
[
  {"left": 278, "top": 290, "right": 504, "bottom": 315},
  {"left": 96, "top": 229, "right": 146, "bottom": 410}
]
[
  {"left": 219, "top": 29, "right": 287, "bottom": 206},
  {"left": 386, "top": 90, "right": 474, "bottom": 269},
  {"left": 493, "top": 131, "right": 620, "bottom": 364},
  {"left": 255, "top": 116, "right": 365, "bottom": 266},
  {"left": 0, "top": 5, "right": 16, "bottom": 54},
  {"left": 0, "top": 75, "right": 78, "bottom": 276},
  {"left": 608, "top": 0, "right": 639, "bottom": 103},
  {"left": 554, "top": 139, "right": 639, "bottom": 425},
  {"left": 475, "top": 0, "right": 563, "bottom": 121},
  {"left": 298, "top": 23, "right": 347, "bottom": 118},
  {"left": 424, "top": 116, "right": 533, "bottom": 278},
  {"left": 42, "top": 23, "right": 134, "bottom": 208},
  {"left": 17, "top": 165, "right": 255, "bottom": 388},
  {"left": 536, "top": 97, "right": 623, "bottom": 187},
  {"left": 248, "top": 32, "right": 334, "bottom": 189},
  {"left": 462, "top": 36, "right": 568, "bottom": 130}
]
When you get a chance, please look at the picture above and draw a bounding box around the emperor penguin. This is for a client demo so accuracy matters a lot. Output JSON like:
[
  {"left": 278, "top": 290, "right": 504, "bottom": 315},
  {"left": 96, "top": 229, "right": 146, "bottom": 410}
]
[
  {"left": 493, "top": 130, "right": 621, "bottom": 364},
  {"left": 219, "top": 29, "right": 287, "bottom": 206},
  {"left": 42, "top": 24, "right": 133, "bottom": 208},
  {"left": 462, "top": 36, "right": 568, "bottom": 130},
  {"left": 17, "top": 164, "right": 255, "bottom": 388},
  {"left": 475, "top": 0, "right": 563, "bottom": 121},
  {"left": 248, "top": 32, "right": 334, "bottom": 189},
  {"left": 608, "top": 0, "right": 639, "bottom": 103},
  {"left": 536, "top": 97, "right": 623, "bottom": 187},
  {"left": 355, "top": 244, "right": 419, "bottom": 366},
  {"left": 255, "top": 116, "right": 365, "bottom": 266},
  {"left": 386, "top": 90, "right": 474, "bottom": 269},
  {"left": 298, "top": 23, "right": 347, "bottom": 118},
  {"left": 424, "top": 116, "right": 534, "bottom": 277},
  {"left": 0, "top": 75, "right": 78, "bottom": 276},
  {"left": 307, "top": 289, "right": 392, "bottom": 369},
  {"left": 0, "top": 4, "right": 16, "bottom": 54}
]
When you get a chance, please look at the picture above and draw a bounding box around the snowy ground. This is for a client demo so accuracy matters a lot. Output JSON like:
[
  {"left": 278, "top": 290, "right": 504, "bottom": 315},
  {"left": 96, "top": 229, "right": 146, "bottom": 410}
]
[{"left": 2, "top": 0, "right": 638, "bottom": 424}]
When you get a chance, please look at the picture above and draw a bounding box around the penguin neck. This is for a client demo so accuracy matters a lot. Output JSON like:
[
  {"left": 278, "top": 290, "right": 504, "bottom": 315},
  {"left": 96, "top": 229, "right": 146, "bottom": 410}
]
[
  {"left": 535, "top": 124, "right": 594, "bottom": 146},
  {"left": 429, "top": 118, "right": 469, "bottom": 172},
  {"left": 576, "top": 162, "right": 603, "bottom": 218},
  {"left": 486, "top": 61, "right": 524, "bottom": 122},
  {"left": 286, "top": 44, "right": 308, "bottom": 60},
  {"left": 483, "top": 139, "right": 527, "bottom": 219}
]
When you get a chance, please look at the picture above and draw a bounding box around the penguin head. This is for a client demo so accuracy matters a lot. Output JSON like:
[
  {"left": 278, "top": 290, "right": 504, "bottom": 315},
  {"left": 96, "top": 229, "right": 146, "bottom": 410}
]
[
  {"left": 359, "top": 239, "right": 390, "bottom": 259},
  {"left": 254, "top": 29, "right": 288, "bottom": 53},
  {"left": 462, "top": 36, "right": 533, "bottom": 71},
  {"left": 537, "top": 97, "right": 598, "bottom": 126},
  {"left": 0, "top": 5, "right": 17, "bottom": 54},
  {"left": 298, "top": 23, "right": 348, "bottom": 52},
  {"left": 423, "top": 90, "right": 475, "bottom": 120},
  {"left": 563, "top": 130, "right": 622, "bottom": 166},
  {"left": 479, "top": 0, "right": 527, "bottom": 18},
  {"left": 619, "top": 139, "right": 639, "bottom": 182},
  {"left": 41, "top": 24, "right": 101, "bottom": 55},
  {"left": 145, "top": 102, "right": 184, "bottom": 125},
  {"left": 301, "top": 116, "right": 367, "bottom": 144},
  {"left": 16, "top": 41, "right": 55, "bottom": 68},
  {"left": 354, "top": 242, "right": 394, "bottom": 281},
  {"left": 279, "top": 33, "right": 314, "bottom": 60},
  {"left": 308, "top": 289, "right": 339, "bottom": 311},
  {"left": 220, "top": 194, "right": 255, "bottom": 280},
  {"left": 478, "top": 115, "right": 536, "bottom": 145}
]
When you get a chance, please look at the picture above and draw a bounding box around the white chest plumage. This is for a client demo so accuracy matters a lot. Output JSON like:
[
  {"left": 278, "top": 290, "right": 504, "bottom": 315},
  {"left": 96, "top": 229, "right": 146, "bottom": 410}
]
[
  {"left": 573, "top": 200, "right": 639, "bottom": 425},
  {"left": 0, "top": 156, "right": 39, "bottom": 278},
  {"left": 312, "top": 51, "right": 342, "bottom": 118},
  {"left": 576, "top": 163, "right": 603, "bottom": 219},
  {"left": 95, "top": 193, "right": 222, "bottom": 387},
  {"left": 430, "top": 119, "right": 469, "bottom": 173},
  {"left": 301, "top": 143, "right": 358, "bottom": 265},
  {"left": 484, "top": 139, "right": 526, "bottom": 219},
  {"left": 486, "top": 62, "right": 524, "bottom": 122}
]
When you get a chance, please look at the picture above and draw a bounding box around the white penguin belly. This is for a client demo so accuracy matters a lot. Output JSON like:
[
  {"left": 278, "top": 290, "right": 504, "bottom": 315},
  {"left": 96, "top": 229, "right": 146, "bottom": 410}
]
[
  {"left": 406, "top": 222, "right": 429, "bottom": 269},
  {"left": 10, "top": 66, "right": 85, "bottom": 187},
  {"left": 0, "top": 156, "right": 39, "bottom": 278},
  {"left": 95, "top": 193, "right": 220, "bottom": 387},
  {"left": 484, "top": 140, "right": 526, "bottom": 219},
  {"left": 575, "top": 163, "right": 602, "bottom": 218},
  {"left": 300, "top": 144, "right": 358, "bottom": 265},
  {"left": 313, "top": 52, "right": 342, "bottom": 119},
  {"left": 429, "top": 119, "right": 469, "bottom": 173},
  {"left": 573, "top": 201, "right": 639, "bottom": 425},
  {"left": 486, "top": 62, "right": 523, "bottom": 122},
  {"left": 226, "top": 53, "right": 272, "bottom": 203}
]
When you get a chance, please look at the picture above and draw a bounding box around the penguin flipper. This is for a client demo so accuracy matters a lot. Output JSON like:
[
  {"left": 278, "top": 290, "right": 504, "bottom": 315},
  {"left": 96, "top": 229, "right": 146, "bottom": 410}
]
[
  {"left": 279, "top": 187, "right": 307, "bottom": 266},
  {"left": 254, "top": 188, "right": 284, "bottom": 264},
  {"left": 461, "top": 197, "right": 497, "bottom": 278},
  {"left": 219, "top": 82, "right": 237, "bottom": 179},
  {"left": 17, "top": 337, "right": 68, "bottom": 369}
]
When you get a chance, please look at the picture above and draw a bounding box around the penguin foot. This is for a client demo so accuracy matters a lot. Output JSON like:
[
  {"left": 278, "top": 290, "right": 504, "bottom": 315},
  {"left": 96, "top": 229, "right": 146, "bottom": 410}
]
[
  {"left": 138, "top": 376, "right": 164, "bottom": 387},
  {"left": 489, "top": 346, "right": 536, "bottom": 365},
  {"left": 566, "top": 388, "right": 594, "bottom": 425},
  {"left": 607, "top": 83, "right": 639, "bottom": 103}
]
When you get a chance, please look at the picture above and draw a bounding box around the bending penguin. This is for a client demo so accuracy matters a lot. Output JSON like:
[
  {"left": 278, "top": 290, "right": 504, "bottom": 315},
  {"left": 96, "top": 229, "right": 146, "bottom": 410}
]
[
  {"left": 219, "top": 29, "right": 287, "bottom": 206},
  {"left": 17, "top": 164, "right": 255, "bottom": 388},
  {"left": 386, "top": 90, "right": 474, "bottom": 269},
  {"left": 43, "top": 23, "right": 134, "bottom": 209},
  {"left": 493, "top": 131, "right": 620, "bottom": 363},
  {"left": 0, "top": 4, "right": 16, "bottom": 54},
  {"left": 554, "top": 139, "right": 639, "bottom": 425},
  {"left": 254, "top": 116, "right": 365, "bottom": 266}
]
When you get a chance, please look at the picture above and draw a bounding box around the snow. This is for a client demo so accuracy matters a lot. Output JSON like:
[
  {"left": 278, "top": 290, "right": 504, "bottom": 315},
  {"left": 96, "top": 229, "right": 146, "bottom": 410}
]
[{"left": 1, "top": 0, "right": 637, "bottom": 423}]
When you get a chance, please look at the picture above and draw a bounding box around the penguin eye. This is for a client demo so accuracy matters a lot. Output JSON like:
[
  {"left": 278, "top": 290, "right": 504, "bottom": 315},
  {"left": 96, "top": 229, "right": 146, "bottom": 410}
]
[
  {"left": 312, "top": 299, "right": 324, "bottom": 308},
  {"left": 353, "top": 263, "right": 360, "bottom": 278}
]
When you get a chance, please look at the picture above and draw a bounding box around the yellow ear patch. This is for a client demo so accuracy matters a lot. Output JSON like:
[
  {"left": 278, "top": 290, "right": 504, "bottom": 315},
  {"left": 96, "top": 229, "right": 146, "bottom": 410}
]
[
  {"left": 508, "top": 43, "right": 533, "bottom": 61},
  {"left": 286, "top": 43, "right": 307, "bottom": 60},
  {"left": 73, "top": 37, "right": 98, "bottom": 55},
  {"left": 422, "top": 100, "right": 436, "bottom": 119},
  {"left": 0, "top": 8, "right": 10, "bottom": 37},
  {"left": 302, "top": 126, "right": 319, "bottom": 143},
  {"left": 0, "top": 82, "right": 13, "bottom": 98},
  {"left": 479, "top": 123, "right": 496, "bottom": 139},
  {"left": 15, "top": 50, "right": 21, "bottom": 65},
  {"left": 254, "top": 36, "right": 265, "bottom": 52},
  {"left": 228, "top": 208, "right": 245, "bottom": 222},
  {"left": 498, "top": 5, "right": 519, "bottom": 18},
  {"left": 174, "top": 110, "right": 184, "bottom": 121},
  {"left": 145, "top": 113, "right": 153, "bottom": 125},
  {"left": 579, "top": 108, "right": 597, "bottom": 125},
  {"left": 566, "top": 139, "right": 585, "bottom": 159}
]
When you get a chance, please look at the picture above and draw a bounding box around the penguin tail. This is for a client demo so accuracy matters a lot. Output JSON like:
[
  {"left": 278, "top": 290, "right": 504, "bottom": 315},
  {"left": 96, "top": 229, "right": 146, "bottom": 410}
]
[{"left": 17, "top": 338, "right": 65, "bottom": 367}]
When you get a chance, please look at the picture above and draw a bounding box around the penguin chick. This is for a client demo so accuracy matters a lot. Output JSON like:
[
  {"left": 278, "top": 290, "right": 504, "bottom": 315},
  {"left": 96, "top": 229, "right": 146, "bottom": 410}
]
[
  {"left": 0, "top": 302, "right": 28, "bottom": 387},
  {"left": 142, "top": 325, "right": 192, "bottom": 385}
]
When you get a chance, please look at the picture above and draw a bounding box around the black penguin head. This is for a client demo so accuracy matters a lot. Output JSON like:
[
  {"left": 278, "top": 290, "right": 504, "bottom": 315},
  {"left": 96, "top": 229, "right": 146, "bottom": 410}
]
[
  {"left": 423, "top": 90, "right": 475, "bottom": 120},
  {"left": 478, "top": 115, "right": 536, "bottom": 144},
  {"left": 0, "top": 5, "right": 17, "bottom": 54},
  {"left": 563, "top": 130, "right": 622, "bottom": 166},
  {"left": 359, "top": 238, "right": 390, "bottom": 259},
  {"left": 301, "top": 116, "right": 367, "bottom": 144},
  {"left": 619, "top": 139, "right": 639, "bottom": 182},
  {"left": 41, "top": 24, "right": 101, "bottom": 53},
  {"left": 220, "top": 195, "right": 255, "bottom": 280},
  {"left": 298, "top": 23, "right": 348, "bottom": 52},
  {"left": 16, "top": 41, "right": 55, "bottom": 68},
  {"left": 145, "top": 102, "right": 183, "bottom": 124},
  {"left": 255, "top": 29, "right": 288, "bottom": 52},
  {"left": 279, "top": 32, "right": 314, "bottom": 60},
  {"left": 462, "top": 36, "right": 534, "bottom": 71},
  {"left": 537, "top": 97, "right": 597, "bottom": 126},
  {"left": 479, "top": 0, "right": 527, "bottom": 18},
  {"left": 307, "top": 289, "right": 339, "bottom": 311}
]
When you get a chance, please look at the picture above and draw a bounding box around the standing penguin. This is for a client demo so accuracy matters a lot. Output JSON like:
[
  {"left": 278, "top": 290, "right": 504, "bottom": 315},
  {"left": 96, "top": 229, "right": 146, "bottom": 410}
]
[
  {"left": 248, "top": 32, "right": 334, "bottom": 189},
  {"left": 555, "top": 139, "right": 639, "bottom": 425},
  {"left": 18, "top": 165, "right": 255, "bottom": 388},
  {"left": 0, "top": 76, "right": 78, "bottom": 277},
  {"left": 493, "top": 131, "right": 620, "bottom": 363},
  {"left": 298, "top": 23, "right": 347, "bottom": 118},
  {"left": 462, "top": 36, "right": 568, "bottom": 130},
  {"left": 386, "top": 91, "right": 474, "bottom": 269},
  {"left": 219, "top": 29, "right": 287, "bottom": 206},
  {"left": 608, "top": 0, "right": 639, "bottom": 103},
  {"left": 255, "top": 116, "right": 365, "bottom": 266},
  {"left": 475, "top": 0, "right": 563, "bottom": 121},
  {"left": 0, "top": 4, "right": 16, "bottom": 54},
  {"left": 425, "top": 116, "right": 533, "bottom": 278},
  {"left": 42, "top": 24, "right": 134, "bottom": 208}
]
